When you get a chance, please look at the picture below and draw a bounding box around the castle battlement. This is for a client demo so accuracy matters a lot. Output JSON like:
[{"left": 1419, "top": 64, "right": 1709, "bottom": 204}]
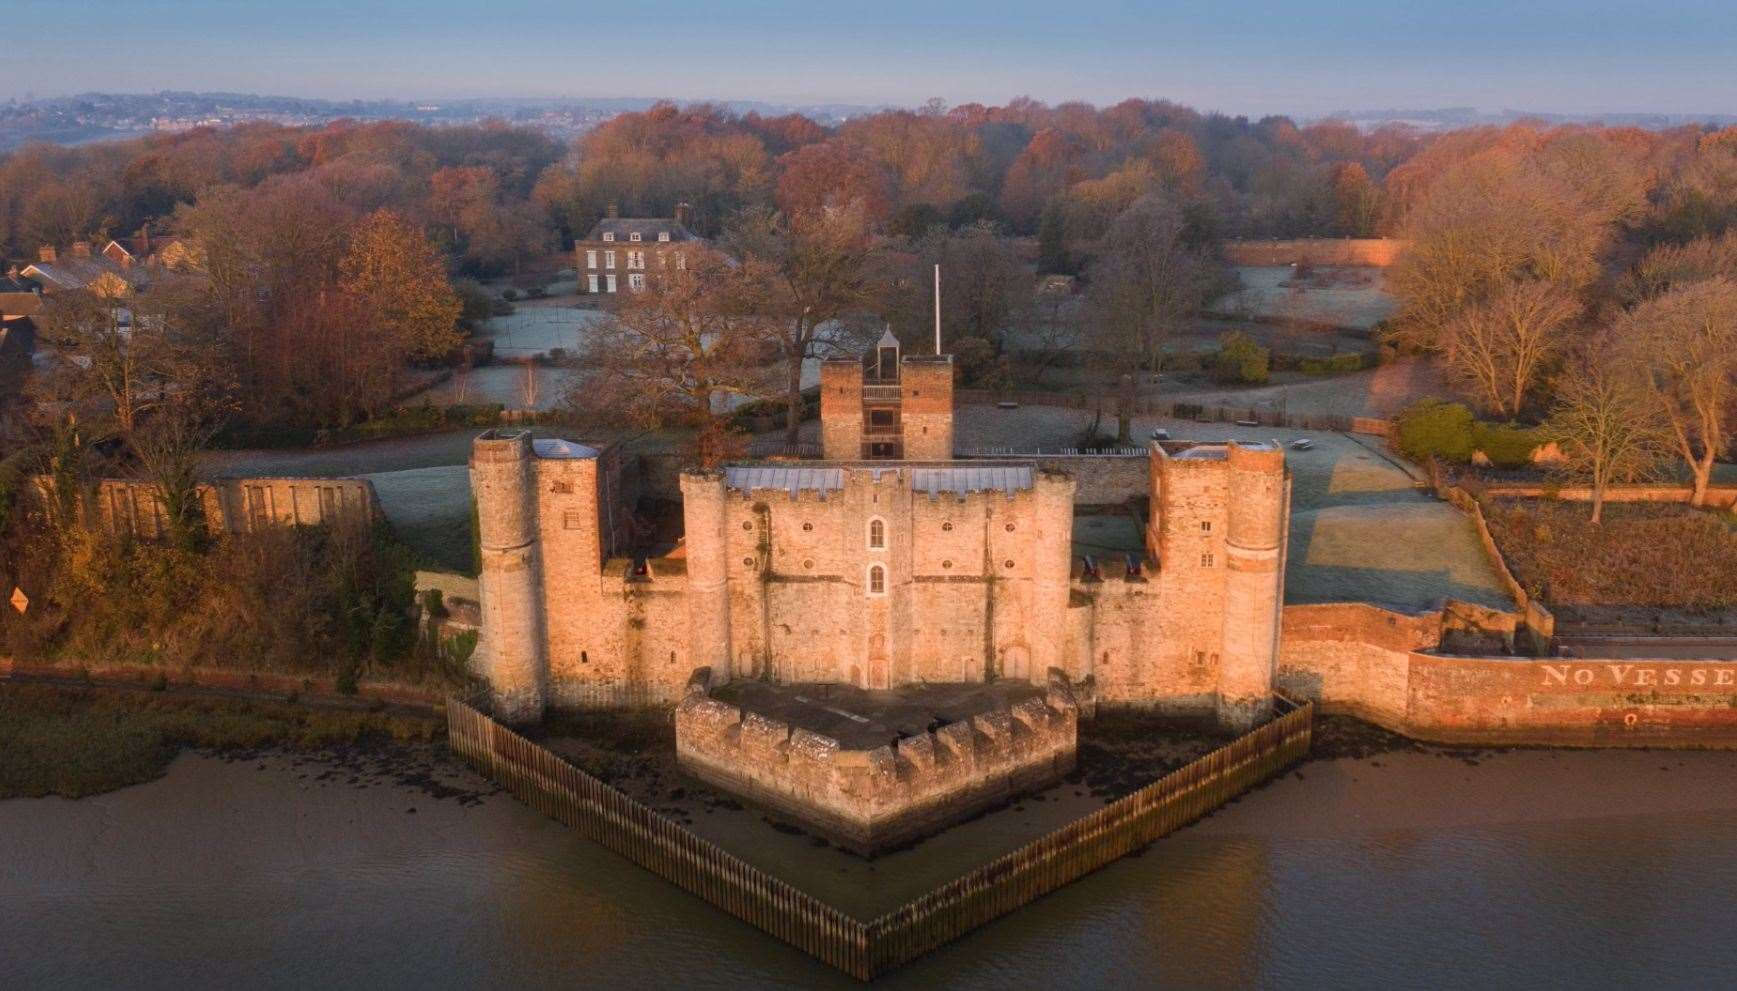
[{"left": 675, "top": 670, "right": 1079, "bottom": 854}]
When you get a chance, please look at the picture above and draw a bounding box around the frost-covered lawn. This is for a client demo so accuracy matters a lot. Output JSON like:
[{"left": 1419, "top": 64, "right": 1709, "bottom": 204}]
[
  {"left": 479, "top": 303, "right": 607, "bottom": 359},
  {"left": 1209, "top": 266, "right": 1397, "bottom": 331}
]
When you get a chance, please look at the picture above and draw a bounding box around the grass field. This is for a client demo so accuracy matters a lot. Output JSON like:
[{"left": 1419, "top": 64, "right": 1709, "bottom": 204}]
[
  {"left": 1208, "top": 265, "right": 1397, "bottom": 331},
  {"left": 0, "top": 683, "right": 439, "bottom": 800}
]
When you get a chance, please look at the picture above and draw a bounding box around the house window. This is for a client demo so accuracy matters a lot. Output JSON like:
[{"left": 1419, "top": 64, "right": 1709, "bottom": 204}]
[
  {"left": 604, "top": 250, "right": 616, "bottom": 269},
  {"left": 630, "top": 232, "right": 641, "bottom": 241},
  {"left": 658, "top": 252, "right": 668, "bottom": 269},
  {"left": 605, "top": 274, "right": 617, "bottom": 293},
  {"left": 1200, "top": 552, "right": 1214, "bottom": 568},
  {"left": 586, "top": 249, "right": 597, "bottom": 269},
  {"left": 588, "top": 274, "right": 599, "bottom": 293},
  {"left": 1201, "top": 521, "right": 1212, "bottom": 532},
  {"left": 868, "top": 517, "right": 885, "bottom": 549},
  {"left": 867, "top": 564, "right": 886, "bottom": 596},
  {"left": 658, "top": 231, "right": 670, "bottom": 242},
  {"left": 628, "top": 251, "right": 644, "bottom": 270},
  {"left": 602, "top": 232, "right": 615, "bottom": 242},
  {"left": 628, "top": 273, "right": 645, "bottom": 291},
  {"left": 675, "top": 252, "right": 686, "bottom": 270}
]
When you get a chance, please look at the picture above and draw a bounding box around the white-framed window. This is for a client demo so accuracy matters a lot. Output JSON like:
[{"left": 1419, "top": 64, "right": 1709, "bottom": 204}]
[
  {"left": 630, "top": 232, "right": 642, "bottom": 242},
  {"left": 585, "top": 249, "right": 597, "bottom": 269},
  {"left": 628, "top": 273, "right": 645, "bottom": 291},
  {"left": 675, "top": 252, "right": 686, "bottom": 270},
  {"left": 604, "top": 250, "right": 616, "bottom": 270},
  {"left": 602, "top": 232, "right": 615, "bottom": 242},
  {"left": 627, "top": 250, "right": 644, "bottom": 270},
  {"left": 658, "top": 231, "right": 670, "bottom": 242},
  {"left": 605, "top": 274, "right": 617, "bottom": 293},
  {"left": 587, "top": 273, "right": 599, "bottom": 293},
  {"left": 866, "top": 564, "right": 886, "bottom": 596},
  {"left": 867, "top": 517, "right": 886, "bottom": 550}
]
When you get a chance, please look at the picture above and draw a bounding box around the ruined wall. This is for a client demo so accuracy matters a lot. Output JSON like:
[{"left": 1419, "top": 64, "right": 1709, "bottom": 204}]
[
  {"left": 55, "top": 476, "right": 378, "bottom": 539},
  {"left": 675, "top": 672, "right": 1079, "bottom": 853},
  {"left": 1221, "top": 238, "right": 1408, "bottom": 267}
]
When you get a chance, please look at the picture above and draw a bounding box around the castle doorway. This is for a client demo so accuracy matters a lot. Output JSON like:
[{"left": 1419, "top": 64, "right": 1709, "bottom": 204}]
[
  {"left": 867, "top": 632, "right": 888, "bottom": 690},
  {"left": 1002, "top": 644, "right": 1030, "bottom": 682}
]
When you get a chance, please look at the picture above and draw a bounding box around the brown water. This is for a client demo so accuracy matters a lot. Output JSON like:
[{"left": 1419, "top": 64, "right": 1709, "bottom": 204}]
[{"left": 4, "top": 746, "right": 1736, "bottom": 989}]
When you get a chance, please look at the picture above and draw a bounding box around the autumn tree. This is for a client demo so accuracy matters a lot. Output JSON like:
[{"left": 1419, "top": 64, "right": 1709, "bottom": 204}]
[
  {"left": 727, "top": 204, "right": 877, "bottom": 443},
  {"left": 1439, "top": 279, "right": 1582, "bottom": 418},
  {"left": 1390, "top": 155, "right": 1606, "bottom": 347},
  {"left": 1615, "top": 277, "right": 1737, "bottom": 507},
  {"left": 920, "top": 221, "right": 1028, "bottom": 349},
  {"left": 31, "top": 286, "right": 209, "bottom": 436},
  {"left": 571, "top": 252, "right": 777, "bottom": 467},
  {"left": 1548, "top": 341, "right": 1668, "bottom": 524},
  {"left": 339, "top": 208, "right": 463, "bottom": 363}
]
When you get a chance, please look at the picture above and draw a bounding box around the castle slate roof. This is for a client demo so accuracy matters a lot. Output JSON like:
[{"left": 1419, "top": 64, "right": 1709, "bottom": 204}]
[
  {"left": 909, "top": 465, "right": 1032, "bottom": 497},
  {"left": 725, "top": 466, "right": 845, "bottom": 496},
  {"left": 582, "top": 218, "right": 701, "bottom": 243}
]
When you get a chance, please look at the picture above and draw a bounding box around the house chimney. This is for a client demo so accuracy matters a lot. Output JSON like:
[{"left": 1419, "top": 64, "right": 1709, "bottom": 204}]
[
  {"left": 137, "top": 224, "right": 151, "bottom": 254},
  {"left": 71, "top": 241, "right": 91, "bottom": 258},
  {"left": 606, "top": 202, "right": 620, "bottom": 219},
  {"left": 38, "top": 245, "right": 56, "bottom": 263},
  {"left": 674, "top": 202, "right": 690, "bottom": 227}
]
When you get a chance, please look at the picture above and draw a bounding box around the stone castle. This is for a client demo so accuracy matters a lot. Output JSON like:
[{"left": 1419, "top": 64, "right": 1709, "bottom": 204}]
[{"left": 470, "top": 334, "right": 1289, "bottom": 731}]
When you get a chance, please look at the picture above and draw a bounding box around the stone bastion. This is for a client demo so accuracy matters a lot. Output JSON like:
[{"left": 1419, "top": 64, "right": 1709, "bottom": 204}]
[{"left": 674, "top": 670, "right": 1080, "bottom": 854}]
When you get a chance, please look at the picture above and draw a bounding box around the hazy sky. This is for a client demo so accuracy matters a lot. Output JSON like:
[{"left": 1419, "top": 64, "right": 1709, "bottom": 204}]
[{"left": 6, "top": 0, "right": 1736, "bottom": 116}]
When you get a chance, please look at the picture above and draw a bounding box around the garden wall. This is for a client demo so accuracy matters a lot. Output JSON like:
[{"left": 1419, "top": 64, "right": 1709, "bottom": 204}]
[{"left": 1221, "top": 238, "right": 1408, "bottom": 267}]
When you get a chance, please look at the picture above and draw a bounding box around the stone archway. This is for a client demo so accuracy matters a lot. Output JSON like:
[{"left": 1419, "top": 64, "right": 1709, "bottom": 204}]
[{"left": 1001, "top": 643, "right": 1031, "bottom": 682}]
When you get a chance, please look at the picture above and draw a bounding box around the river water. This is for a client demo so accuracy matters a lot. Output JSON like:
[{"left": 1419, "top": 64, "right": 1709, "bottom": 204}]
[{"left": 3, "top": 746, "right": 1736, "bottom": 989}]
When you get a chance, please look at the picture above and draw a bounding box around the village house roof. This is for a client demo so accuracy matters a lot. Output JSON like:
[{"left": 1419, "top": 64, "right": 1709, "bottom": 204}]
[
  {"left": 581, "top": 218, "right": 701, "bottom": 244},
  {"left": 21, "top": 254, "right": 141, "bottom": 294}
]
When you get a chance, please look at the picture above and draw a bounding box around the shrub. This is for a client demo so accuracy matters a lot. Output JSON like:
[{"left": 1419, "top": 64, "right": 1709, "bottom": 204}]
[
  {"left": 1298, "top": 352, "right": 1371, "bottom": 375},
  {"left": 1213, "top": 332, "right": 1270, "bottom": 385},
  {"left": 1396, "top": 399, "right": 1476, "bottom": 462},
  {"left": 501, "top": 288, "right": 519, "bottom": 301},
  {"left": 1472, "top": 421, "right": 1545, "bottom": 469},
  {"left": 525, "top": 285, "right": 548, "bottom": 299}
]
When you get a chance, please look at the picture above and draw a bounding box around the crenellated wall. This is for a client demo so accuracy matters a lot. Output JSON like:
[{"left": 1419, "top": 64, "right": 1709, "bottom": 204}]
[{"left": 675, "top": 670, "right": 1080, "bottom": 853}]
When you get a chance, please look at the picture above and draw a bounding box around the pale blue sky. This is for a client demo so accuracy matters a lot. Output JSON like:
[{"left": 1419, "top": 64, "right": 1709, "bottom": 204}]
[{"left": 4, "top": 0, "right": 1735, "bottom": 115}]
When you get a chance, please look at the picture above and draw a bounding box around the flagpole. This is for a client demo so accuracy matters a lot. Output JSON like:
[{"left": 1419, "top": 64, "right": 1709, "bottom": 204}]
[{"left": 933, "top": 264, "right": 942, "bottom": 355}]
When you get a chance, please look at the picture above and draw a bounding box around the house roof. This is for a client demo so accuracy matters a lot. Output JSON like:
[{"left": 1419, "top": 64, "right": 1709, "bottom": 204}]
[
  {"left": 22, "top": 256, "right": 140, "bottom": 293},
  {"left": 582, "top": 218, "right": 701, "bottom": 244}
]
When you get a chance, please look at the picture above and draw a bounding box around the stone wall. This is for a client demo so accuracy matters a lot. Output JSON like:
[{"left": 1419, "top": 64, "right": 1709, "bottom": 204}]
[
  {"left": 674, "top": 670, "right": 1080, "bottom": 853},
  {"left": 1483, "top": 484, "right": 1737, "bottom": 510},
  {"left": 1221, "top": 238, "right": 1408, "bottom": 267},
  {"left": 43, "top": 475, "right": 379, "bottom": 539},
  {"left": 1277, "top": 602, "right": 1737, "bottom": 746}
]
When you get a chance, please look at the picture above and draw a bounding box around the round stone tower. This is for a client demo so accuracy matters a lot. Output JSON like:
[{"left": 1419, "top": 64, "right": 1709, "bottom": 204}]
[
  {"left": 471, "top": 430, "right": 548, "bottom": 723},
  {"left": 679, "top": 470, "right": 733, "bottom": 683},
  {"left": 1217, "top": 442, "right": 1287, "bottom": 732}
]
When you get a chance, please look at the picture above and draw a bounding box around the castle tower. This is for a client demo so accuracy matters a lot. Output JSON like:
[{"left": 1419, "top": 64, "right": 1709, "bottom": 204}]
[
  {"left": 471, "top": 430, "right": 549, "bottom": 723},
  {"left": 899, "top": 354, "right": 954, "bottom": 461},
  {"left": 819, "top": 359, "right": 864, "bottom": 460},
  {"left": 1030, "top": 469, "right": 1076, "bottom": 682},
  {"left": 1216, "top": 443, "right": 1288, "bottom": 731},
  {"left": 680, "top": 470, "right": 733, "bottom": 684}
]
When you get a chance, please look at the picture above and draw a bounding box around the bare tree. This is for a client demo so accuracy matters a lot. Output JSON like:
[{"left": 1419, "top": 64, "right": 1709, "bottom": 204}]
[
  {"left": 1616, "top": 277, "right": 1737, "bottom": 507},
  {"left": 130, "top": 396, "right": 221, "bottom": 550},
  {"left": 1086, "top": 194, "right": 1215, "bottom": 372},
  {"left": 727, "top": 204, "right": 876, "bottom": 444},
  {"left": 1441, "top": 279, "right": 1582, "bottom": 418},
  {"left": 1548, "top": 341, "right": 1668, "bottom": 525},
  {"left": 570, "top": 252, "right": 778, "bottom": 467}
]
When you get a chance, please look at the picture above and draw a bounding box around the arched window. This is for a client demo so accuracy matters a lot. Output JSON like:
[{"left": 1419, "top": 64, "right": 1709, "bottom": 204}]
[
  {"left": 868, "top": 517, "right": 886, "bottom": 550},
  {"left": 867, "top": 564, "right": 886, "bottom": 596}
]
